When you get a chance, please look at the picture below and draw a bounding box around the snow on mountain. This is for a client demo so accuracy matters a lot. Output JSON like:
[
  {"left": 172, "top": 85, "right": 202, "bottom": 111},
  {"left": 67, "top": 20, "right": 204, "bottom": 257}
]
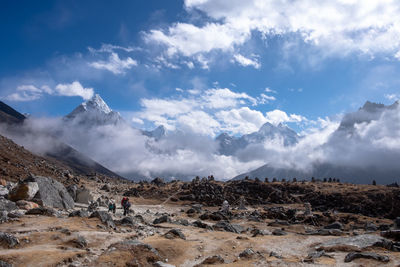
[
  {"left": 141, "top": 125, "right": 166, "bottom": 140},
  {"left": 65, "top": 94, "right": 124, "bottom": 126},
  {"left": 337, "top": 100, "right": 399, "bottom": 133},
  {"left": 232, "top": 100, "right": 400, "bottom": 184},
  {"left": 217, "top": 122, "right": 299, "bottom": 156}
]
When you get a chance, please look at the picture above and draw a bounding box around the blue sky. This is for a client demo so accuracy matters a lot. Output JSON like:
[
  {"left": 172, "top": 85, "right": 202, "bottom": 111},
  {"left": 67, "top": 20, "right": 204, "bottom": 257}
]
[{"left": 1, "top": 0, "right": 400, "bottom": 135}]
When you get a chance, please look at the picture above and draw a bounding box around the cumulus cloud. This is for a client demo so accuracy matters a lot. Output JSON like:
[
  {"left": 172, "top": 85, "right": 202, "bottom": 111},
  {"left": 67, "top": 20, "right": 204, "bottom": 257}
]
[
  {"left": 55, "top": 81, "right": 94, "bottom": 100},
  {"left": 145, "top": 0, "right": 400, "bottom": 68},
  {"left": 89, "top": 52, "right": 138, "bottom": 74},
  {"left": 265, "top": 109, "right": 307, "bottom": 125},
  {"left": 216, "top": 107, "right": 267, "bottom": 134},
  {"left": 134, "top": 87, "right": 287, "bottom": 136},
  {"left": 232, "top": 54, "right": 261, "bottom": 69},
  {"left": 3, "top": 81, "right": 94, "bottom": 101}
]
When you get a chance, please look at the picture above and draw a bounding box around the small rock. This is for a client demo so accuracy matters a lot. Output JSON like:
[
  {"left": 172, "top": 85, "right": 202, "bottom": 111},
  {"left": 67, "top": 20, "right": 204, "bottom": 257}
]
[
  {"left": 90, "top": 211, "right": 116, "bottom": 228},
  {"left": 272, "top": 229, "right": 287, "bottom": 236},
  {"left": 71, "top": 235, "right": 88, "bottom": 248},
  {"left": 381, "top": 230, "right": 400, "bottom": 241},
  {"left": 324, "top": 222, "right": 343, "bottom": 230},
  {"left": 303, "top": 250, "right": 332, "bottom": 263},
  {"left": 0, "top": 260, "right": 12, "bottom": 267},
  {"left": 164, "top": 229, "right": 186, "bottom": 240},
  {"left": 201, "top": 255, "right": 224, "bottom": 264},
  {"left": 16, "top": 200, "right": 39, "bottom": 210},
  {"left": 395, "top": 217, "right": 400, "bottom": 229},
  {"left": 269, "top": 251, "right": 283, "bottom": 259},
  {"left": 193, "top": 220, "right": 212, "bottom": 230},
  {"left": 0, "top": 211, "right": 8, "bottom": 223},
  {"left": 100, "top": 184, "right": 111, "bottom": 192},
  {"left": 239, "top": 248, "right": 255, "bottom": 258},
  {"left": 69, "top": 209, "right": 90, "bottom": 218},
  {"left": 0, "top": 186, "right": 9, "bottom": 197},
  {"left": 154, "top": 261, "right": 175, "bottom": 267},
  {"left": 364, "top": 222, "right": 378, "bottom": 232},
  {"left": 26, "top": 207, "right": 57, "bottom": 216},
  {"left": 153, "top": 215, "right": 170, "bottom": 224},
  {"left": 344, "top": 252, "right": 389, "bottom": 263},
  {"left": 0, "top": 232, "right": 19, "bottom": 248}
]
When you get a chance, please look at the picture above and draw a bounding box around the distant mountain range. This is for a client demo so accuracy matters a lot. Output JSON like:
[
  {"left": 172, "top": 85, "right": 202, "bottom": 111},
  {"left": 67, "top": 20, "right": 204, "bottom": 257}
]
[
  {"left": 216, "top": 122, "right": 299, "bottom": 156},
  {"left": 2, "top": 94, "right": 399, "bottom": 184},
  {"left": 233, "top": 100, "right": 400, "bottom": 184}
]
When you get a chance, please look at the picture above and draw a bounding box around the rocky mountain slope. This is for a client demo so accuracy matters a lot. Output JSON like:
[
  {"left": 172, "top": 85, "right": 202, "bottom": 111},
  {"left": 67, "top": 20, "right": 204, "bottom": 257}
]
[{"left": 0, "top": 101, "right": 25, "bottom": 124}]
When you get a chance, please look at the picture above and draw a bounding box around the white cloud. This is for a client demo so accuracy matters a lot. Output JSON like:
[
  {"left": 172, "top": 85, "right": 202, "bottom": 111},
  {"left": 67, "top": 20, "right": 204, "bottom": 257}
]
[
  {"left": 144, "top": 22, "right": 249, "bottom": 57},
  {"left": 89, "top": 52, "right": 137, "bottom": 74},
  {"left": 88, "top": 44, "right": 138, "bottom": 53},
  {"left": 55, "top": 81, "right": 94, "bottom": 100},
  {"left": 4, "top": 81, "right": 94, "bottom": 101},
  {"left": 258, "top": 93, "right": 276, "bottom": 104},
  {"left": 232, "top": 54, "right": 261, "bottom": 69},
  {"left": 135, "top": 86, "right": 306, "bottom": 136},
  {"left": 203, "top": 88, "right": 257, "bottom": 108},
  {"left": 265, "top": 87, "right": 277, "bottom": 93},
  {"left": 216, "top": 107, "right": 267, "bottom": 134},
  {"left": 265, "top": 109, "right": 307, "bottom": 125},
  {"left": 385, "top": 93, "right": 400, "bottom": 101},
  {"left": 131, "top": 117, "right": 144, "bottom": 124},
  {"left": 145, "top": 0, "right": 400, "bottom": 66}
]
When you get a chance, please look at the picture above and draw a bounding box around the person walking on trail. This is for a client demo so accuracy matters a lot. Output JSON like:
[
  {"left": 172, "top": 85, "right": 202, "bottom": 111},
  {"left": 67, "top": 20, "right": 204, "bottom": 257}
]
[
  {"left": 108, "top": 198, "right": 116, "bottom": 214},
  {"left": 221, "top": 200, "right": 230, "bottom": 214},
  {"left": 121, "top": 197, "right": 131, "bottom": 216}
]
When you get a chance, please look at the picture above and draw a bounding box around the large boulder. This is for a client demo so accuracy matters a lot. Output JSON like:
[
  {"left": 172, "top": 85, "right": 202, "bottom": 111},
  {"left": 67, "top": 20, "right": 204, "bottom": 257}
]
[
  {"left": 27, "top": 175, "right": 74, "bottom": 209},
  {"left": 75, "top": 187, "right": 93, "bottom": 204},
  {"left": 8, "top": 181, "right": 39, "bottom": 201},
  {"left": 0, "top": 197, "right": 17, "bottom": 212}
]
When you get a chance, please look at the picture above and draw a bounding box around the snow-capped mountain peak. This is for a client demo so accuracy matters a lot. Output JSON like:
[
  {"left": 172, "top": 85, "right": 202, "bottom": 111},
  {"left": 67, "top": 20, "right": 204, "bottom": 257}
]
[
  {"left": 217, "top": 122, "right": 299, "bottom": 156},
  {"left": 82, "top": 94, "right": 112, "bottom": 114},
  {"left": 65, "top": 94, "right": 123, "bottom": 126},
  {"left": 142, "top": 125, "right": 166, "bottom": 140}
]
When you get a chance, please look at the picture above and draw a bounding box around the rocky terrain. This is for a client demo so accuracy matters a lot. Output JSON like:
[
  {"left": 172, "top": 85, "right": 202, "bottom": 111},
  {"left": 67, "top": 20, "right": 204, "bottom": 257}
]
[{"left": 1, "top": 134, "right": 400, "bottom": 266}]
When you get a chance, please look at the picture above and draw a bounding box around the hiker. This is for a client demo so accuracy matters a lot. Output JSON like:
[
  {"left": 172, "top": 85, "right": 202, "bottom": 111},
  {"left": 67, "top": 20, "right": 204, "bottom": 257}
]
[
  {"left": 221, "top": 199, "right": 230, "bottom": 213},
  {"left": 121, "top": 197, "right": 128, "bottom": 208},
  {"left": 108, "top": 198, "right": 116, "bottom": 214},
  {"left": 121, "top": 197, "right": 131, "bottom": 216}
]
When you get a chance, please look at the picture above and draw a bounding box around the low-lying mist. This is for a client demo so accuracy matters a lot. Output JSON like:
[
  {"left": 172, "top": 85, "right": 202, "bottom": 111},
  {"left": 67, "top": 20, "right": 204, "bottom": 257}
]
[{"left": 1, "top": 101, "right": 400, "bottom": 183}]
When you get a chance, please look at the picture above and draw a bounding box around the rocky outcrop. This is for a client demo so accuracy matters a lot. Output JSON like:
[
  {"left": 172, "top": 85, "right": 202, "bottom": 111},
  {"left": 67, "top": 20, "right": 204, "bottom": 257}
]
[{"left": 12, "top": 175, "right": 74, "bottom": 209}]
